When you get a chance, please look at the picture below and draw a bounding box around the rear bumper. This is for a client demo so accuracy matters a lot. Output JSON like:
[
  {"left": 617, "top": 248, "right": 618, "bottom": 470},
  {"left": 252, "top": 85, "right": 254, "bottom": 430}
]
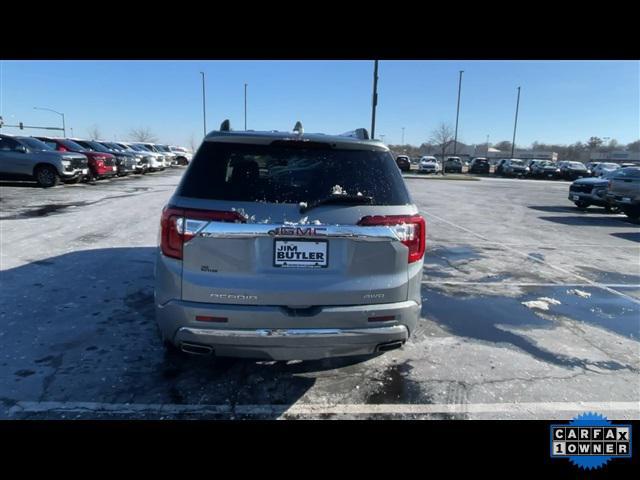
[
  {"left": 156, "top": 299, "right": 420, "bottom": 360},
  {"left": 568, "top": 190, "right": 609, "bottom": 206},
  {"left": 606, "top": 193, "right": 640, "bottom": 207}
]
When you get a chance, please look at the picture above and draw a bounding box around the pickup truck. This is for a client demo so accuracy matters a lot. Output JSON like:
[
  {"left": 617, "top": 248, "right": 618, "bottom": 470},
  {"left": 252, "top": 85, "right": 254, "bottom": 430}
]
[{"left": 606, "top": 167, "right": 640, "bottom": 220}]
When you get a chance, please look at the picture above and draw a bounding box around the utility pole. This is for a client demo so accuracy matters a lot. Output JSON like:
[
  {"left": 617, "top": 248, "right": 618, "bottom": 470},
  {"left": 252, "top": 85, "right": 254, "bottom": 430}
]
[
  {"left": 453, "top": 70, "right": 463, "bottom": 156},
  {"left": 511, "top": 86, "right": 521, "bottom": 158},
  {"left": 244, "top": 83, "right": 248, "bottom": 131},
  {"left": 371, "top": 60, "right": 379, "bottom": 139},
  {"left": 200, "top": 72, "right": 207, "bottom": 137}
]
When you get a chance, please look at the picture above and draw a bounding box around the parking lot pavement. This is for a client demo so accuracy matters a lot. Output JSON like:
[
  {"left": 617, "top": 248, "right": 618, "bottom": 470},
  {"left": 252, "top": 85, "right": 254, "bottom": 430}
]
[{"left": 1, "top": 173, "right": 638, "bottom": 419}]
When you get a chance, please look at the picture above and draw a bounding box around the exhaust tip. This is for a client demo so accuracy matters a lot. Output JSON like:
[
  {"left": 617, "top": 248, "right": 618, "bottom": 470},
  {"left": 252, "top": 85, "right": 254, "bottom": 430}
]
[
  {"left": 181, "top": 342, "right": 214, "bottom": 356},
  {"left": 376, "top": 340, "right": 405, "bottom": 353}
]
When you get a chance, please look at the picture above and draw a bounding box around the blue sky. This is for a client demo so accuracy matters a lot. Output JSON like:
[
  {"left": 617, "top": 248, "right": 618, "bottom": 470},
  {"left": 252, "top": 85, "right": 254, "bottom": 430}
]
[{"left": 1, "top": 60, "right": 638, "bottom": 148}]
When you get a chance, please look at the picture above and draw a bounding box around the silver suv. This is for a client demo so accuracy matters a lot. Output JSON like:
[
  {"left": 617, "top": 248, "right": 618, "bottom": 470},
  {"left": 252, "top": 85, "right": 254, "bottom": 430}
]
[
  {"left": 0, "top": 134, "right": 88, "bottom": 187},
  {"left": 155, "top": 122, "right": 426, "bottom": 360}
]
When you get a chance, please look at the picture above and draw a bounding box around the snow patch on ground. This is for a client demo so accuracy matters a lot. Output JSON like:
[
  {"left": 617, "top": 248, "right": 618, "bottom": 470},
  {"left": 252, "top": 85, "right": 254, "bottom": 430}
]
[
  {"left": 567, "top": 289, "right": 591, "bottom": 298},
  {"left": 521, "top": 297, "right": 562, "bottom": 311}
]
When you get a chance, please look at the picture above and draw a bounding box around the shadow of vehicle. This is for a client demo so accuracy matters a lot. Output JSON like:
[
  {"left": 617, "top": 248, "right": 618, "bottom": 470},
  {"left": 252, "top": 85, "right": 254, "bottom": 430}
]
[
  {"left": 537, "top": 216, "right": 638, "bottom": 227},
  {"left": 0, "top": 247, "right": 383, "bottom": 419},
  {"left": 610, "top": 232, "right": 640, "bottom": 243},
  {"left": 528, "top": 205, "right": 609, "bottom": 214},
  {"left": 0, "top": 180, "right": 52, "bottom": 188}
]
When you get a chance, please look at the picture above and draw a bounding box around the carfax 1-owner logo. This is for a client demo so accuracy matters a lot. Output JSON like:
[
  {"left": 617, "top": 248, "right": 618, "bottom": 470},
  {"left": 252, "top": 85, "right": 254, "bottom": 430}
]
[{"left": 550, "top": 412, "right": 632, "bottom": 470}]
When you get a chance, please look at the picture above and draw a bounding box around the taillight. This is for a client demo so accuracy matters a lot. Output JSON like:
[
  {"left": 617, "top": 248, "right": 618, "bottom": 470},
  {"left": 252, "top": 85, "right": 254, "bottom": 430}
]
[
  {"left": 160, "top": 206, "right": 246, "bottom": 260},
  {"left": 358, "top": 214, "right": 426, "bottom": 263}
]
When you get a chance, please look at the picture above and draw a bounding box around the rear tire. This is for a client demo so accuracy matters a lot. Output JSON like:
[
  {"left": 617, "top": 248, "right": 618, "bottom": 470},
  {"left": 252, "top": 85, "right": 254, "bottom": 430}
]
[
  {"left": 622, "top": 207, "right": 640, "bottom": 221},
  {"left": 604, "top": 204, "right": 620, "bottom": 214},
  {"left": 34, "top": 165, "right": 59, "bottom": 188}
]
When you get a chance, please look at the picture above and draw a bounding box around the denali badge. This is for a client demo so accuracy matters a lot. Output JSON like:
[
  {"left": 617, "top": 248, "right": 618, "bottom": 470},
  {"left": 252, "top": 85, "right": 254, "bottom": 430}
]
[
  {"left": 268, "top": 227, "right": 327, "bottom": 237},
  {"left": 209, "top": 293, "right": 258, "bottom": 301}
]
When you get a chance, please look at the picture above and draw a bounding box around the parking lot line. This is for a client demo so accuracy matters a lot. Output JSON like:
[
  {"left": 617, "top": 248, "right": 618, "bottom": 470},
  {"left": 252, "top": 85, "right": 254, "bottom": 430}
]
[
  {"left": 421, "top": 210, "right": 640, "bottom": 305},
  {"left": 7, "top": 401, "right": 639, "bottom": 418},
  {"left": 428, "top": 241, "right": 640, "bottom": 249},
  {"left": 421, "top": 281, "right": 640, "bottom": 288}
]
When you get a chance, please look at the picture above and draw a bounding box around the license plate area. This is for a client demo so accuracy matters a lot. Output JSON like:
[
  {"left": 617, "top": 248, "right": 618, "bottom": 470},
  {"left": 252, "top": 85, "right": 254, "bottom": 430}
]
[
  {"left": 572, "top": 195, "right": 580, "bottom": 201},
  {"left": 274, "top": 239, "right": 328, "bottom": 268}
]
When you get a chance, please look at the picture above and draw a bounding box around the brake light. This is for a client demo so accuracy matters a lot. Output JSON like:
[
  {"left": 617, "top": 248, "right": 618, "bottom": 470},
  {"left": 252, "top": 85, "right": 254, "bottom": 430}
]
[
  {"left": 358, "top": 214, "right": 426, "bottom": 263},
  {"left": 160, "top": 207, "right": 246, "bottom": 260}
]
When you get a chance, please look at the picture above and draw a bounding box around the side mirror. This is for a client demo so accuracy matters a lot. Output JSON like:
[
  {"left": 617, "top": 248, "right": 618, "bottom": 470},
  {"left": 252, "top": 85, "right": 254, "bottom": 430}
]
[{"left": 16, "top": 145, "right": 28, "bottom": 154}]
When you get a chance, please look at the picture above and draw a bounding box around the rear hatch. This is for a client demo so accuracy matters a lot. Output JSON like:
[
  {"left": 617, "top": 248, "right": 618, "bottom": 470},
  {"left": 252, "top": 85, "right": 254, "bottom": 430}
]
[{"left": 167, "top": 139, "right": 423, "bottom": 308}]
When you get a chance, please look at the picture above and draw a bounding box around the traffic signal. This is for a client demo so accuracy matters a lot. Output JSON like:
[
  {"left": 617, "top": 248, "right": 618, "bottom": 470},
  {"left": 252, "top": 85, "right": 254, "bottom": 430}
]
[
  {"left": 19, "top": 122, "right": 23, "bottom": 130},
  {"left": 0, "top": 116, "right": 3, "bottom": 128}
]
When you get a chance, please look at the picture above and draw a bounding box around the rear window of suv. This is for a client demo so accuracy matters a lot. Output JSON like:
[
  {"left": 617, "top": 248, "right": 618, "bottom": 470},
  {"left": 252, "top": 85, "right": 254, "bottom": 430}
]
[{"left": 177, "top": 141, "right": 411, "bottom": 205}]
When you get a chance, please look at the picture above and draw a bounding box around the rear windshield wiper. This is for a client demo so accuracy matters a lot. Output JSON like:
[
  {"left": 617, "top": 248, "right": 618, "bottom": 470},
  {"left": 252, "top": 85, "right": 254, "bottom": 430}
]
[{"left": 300, "top": 194, "right": 373, "bottom": 213}]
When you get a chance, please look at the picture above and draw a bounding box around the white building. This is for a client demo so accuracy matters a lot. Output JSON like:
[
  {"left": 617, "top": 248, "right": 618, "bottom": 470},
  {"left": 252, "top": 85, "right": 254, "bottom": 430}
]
[{"left": 589, "top": 151, "right": 640, "bottom": 163}]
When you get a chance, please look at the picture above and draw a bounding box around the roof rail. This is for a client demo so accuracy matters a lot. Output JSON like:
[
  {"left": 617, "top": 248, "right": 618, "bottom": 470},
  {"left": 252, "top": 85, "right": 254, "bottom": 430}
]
[
  {"left": 220, "top": 119, "right": 231, "bottom": 131},
  {"left": 339, "top": 128, "right": 370, "bottom": 140}
]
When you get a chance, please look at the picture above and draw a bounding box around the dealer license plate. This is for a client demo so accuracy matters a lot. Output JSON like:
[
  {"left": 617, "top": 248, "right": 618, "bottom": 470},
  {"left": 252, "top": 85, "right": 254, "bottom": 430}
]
[{"left": 274, "top": 240, "right": 328, "bottom": 268}]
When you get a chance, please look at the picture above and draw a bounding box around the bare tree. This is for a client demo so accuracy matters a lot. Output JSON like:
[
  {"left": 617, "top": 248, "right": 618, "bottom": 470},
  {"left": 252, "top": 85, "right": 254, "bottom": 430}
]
[
  {"left": 128, "top": 127, "right": 158, "bottom": 143},
  {"left": 627, "top": 140, "right": 640, "bottom": 152},
  {"left": 430, "top": 123, "right": 455, "bottom": 175},
  {"left": 494, "top": 140, "right": 513, "bottom": 152},
  {"left": 88, "top": 124, "right": 102, "bottom": 140}
]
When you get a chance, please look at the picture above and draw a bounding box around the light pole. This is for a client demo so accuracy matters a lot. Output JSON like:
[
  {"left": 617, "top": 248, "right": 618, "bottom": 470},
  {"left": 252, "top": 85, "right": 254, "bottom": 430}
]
[
  {"left": 401, "top": 127, "right": 405, "bottom": 145},
  {"left": 453, "top": 70, "right": 463, "bottom": 156},
  {"left": 510, "top": 86, "right": 521, "bottom": 158},
  {"left": 244, "top": 83, "right": 248, "bottom": 131},
  {"left": 33, "top": 106, "right": 65, "bottom": 136},
  {"left": 486, "top": 134, "right": 490, "bottom": 155},
  {"left": 200, "top": 72, "right": 207, "bottom": 137},
  {"left": 379, "top": 134, "right": 385, "bottom": 144},
  {"left": 371, "top": 60, "right": 379, "bottom": 139}
]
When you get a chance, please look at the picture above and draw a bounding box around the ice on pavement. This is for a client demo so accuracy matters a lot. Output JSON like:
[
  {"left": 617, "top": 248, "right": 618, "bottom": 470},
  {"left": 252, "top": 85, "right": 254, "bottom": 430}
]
[
  {"left": 567, "top": 289, "right": 592, "bottom": 298},
  {"left": 521, "top": 297, "right": 562, "bottom": 311}
]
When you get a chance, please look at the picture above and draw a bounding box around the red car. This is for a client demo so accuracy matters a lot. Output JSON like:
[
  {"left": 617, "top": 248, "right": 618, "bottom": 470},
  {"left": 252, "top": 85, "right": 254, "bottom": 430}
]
[{"left": 35, "top": 137, "right": 117, "bottom": 180}]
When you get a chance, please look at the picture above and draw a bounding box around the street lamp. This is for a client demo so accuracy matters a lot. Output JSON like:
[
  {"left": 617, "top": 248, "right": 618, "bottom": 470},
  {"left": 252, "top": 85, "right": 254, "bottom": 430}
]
[
  {"left": 33, "top": 106, "right": 65, "bottom": 136},
  {"left": 453, "top": 70, "right": 463, "bottom": 156},
  {"left": 200, "top": 72, "right": 207, "bottom": 137},
  {"left": 244, "top": 83, "right": 248, "bottom": 131},
  {"left": 510, "top": 86, "right": 521, "bottom": 158},
  {"left": 371, "top": 60, "right": 379, "bottom": 139}
]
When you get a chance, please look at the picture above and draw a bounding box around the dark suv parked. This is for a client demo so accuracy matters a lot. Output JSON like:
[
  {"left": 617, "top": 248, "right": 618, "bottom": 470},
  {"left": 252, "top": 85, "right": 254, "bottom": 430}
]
[
  {"left": 468, "top": 157, "right": 490, "bottom": 174},
  {"left": 395, "top": 155, "right": 411, "bottom": 172}
]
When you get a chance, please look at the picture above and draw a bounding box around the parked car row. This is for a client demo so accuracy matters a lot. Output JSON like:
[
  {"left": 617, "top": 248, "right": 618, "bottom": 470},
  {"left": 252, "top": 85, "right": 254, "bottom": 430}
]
[
  {"left": 398, "top": 153, "right": 638, "bottom": 183},
  {"left": 568, "top": 167, "right": 640, "bottom": 220},
  {"left": 0, "top": 133, "right": 192, "bottom": 187}
]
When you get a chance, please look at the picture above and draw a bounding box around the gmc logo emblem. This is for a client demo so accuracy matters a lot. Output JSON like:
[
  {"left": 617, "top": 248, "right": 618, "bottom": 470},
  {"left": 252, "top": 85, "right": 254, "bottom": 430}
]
[{"left": 268, "top": 227, "right": 326, "bottom": 236}]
